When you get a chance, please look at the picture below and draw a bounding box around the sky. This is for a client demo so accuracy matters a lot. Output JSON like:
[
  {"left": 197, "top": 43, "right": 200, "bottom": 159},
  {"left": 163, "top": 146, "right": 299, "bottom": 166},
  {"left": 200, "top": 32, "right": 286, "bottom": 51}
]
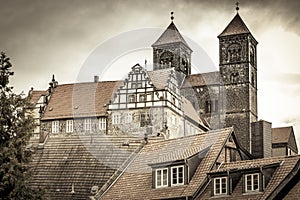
[{"left": 1, "top": 0, "right": 300, "bottom": 148}]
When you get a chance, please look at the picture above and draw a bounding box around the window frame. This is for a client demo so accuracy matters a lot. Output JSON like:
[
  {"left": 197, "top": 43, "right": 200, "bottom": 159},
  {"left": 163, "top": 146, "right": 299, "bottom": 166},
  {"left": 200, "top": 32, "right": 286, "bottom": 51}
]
[
  {"left": 112, "top": 113, "right": 121, "bottom": 124},
  {"left": 128, "top": 94, "right": 136, "bottom": 103},
  {"left": 52, "top": 120, "right": 59, "bottom": 133},
  {"left": 245, "top": 173, "right": 260, "bottom": 193},
  {"left": 171, "top": 165, "right": 184, "bottom": 186},
  {"left": 84, "top": 118, "right": 92, "bottom": 132},
  {"left": 66, "top": 119, "right": 73, "bottom": 133},
  {"left": 99, "top": 117, "right": 106, "bottom": 130},
  {"left": 155, "top": 168, "right": 168, "bottom": 188},
  {"left": 124, "top": 113, "right": 132, "bottom": 123},
  {"left": 213, "top": 177, "right": 228, "bottom": 196}
]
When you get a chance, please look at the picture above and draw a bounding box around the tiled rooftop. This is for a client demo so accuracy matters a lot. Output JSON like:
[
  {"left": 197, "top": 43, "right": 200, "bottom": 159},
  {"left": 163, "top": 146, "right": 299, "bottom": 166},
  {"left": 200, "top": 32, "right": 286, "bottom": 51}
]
[
  {"left": 42, "top": 81, "right": 122, "bottom": 120},
  {"left": 99, "top": 128, "right": 233, "bottom": 199},
  {"left": 29, "top": 134, "right": 143, "bottom": 199}
]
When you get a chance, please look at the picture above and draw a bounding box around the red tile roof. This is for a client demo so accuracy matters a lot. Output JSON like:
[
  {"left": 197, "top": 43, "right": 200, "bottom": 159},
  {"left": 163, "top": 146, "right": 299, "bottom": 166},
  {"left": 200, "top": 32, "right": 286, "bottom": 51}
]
[
  {"left": 218, "top": 13, "right": 251, "bottom": 37},
  {"left": 29, "top": 134, "right": 143, "bottom": 199},
  {"left": 99, "top": 128, "right": 233, "bottom": 199},
  {"left": 42, "top": 81, "right": 122, "bottom": 120},
  {"left": 152, "top": 22, "right": 191, "bottom": 50}
]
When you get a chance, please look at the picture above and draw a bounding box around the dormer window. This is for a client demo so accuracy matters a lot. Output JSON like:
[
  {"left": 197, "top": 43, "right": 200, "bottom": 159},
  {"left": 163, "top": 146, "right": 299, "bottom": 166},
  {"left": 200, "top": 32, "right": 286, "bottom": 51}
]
[
  {"left": 213, "top": 177, "right": 227, "bottom": 196},
  {"left": 171, "top": 166, "right": 184, "bottom": 186},
  {"left": 155, "top": 168, "right": 168, "bottom": 188},
  {"left": 245, "top": 173, "right": 259, "bottom": 193}
]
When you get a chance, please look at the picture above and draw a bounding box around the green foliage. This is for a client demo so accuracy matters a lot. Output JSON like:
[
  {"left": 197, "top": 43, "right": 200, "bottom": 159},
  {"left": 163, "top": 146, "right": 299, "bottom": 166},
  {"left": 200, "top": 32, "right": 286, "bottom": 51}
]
[{"left": 0, "top": 52, "right": 44, "bottom": 199}]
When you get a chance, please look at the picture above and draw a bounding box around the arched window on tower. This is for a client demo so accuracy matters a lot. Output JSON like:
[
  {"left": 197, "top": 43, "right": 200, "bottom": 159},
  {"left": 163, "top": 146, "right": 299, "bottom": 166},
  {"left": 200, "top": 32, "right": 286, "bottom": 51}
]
[
  {"left": 227, "top": 44, "right": 241, "bottom": 62},
  {"left": 160, "top": 51, "right": 174, "bottom": 69}
]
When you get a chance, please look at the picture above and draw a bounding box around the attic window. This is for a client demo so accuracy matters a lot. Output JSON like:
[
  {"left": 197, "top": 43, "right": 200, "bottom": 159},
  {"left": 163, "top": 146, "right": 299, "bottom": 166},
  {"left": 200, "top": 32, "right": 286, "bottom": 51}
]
[
  {"left": 245, "top": 173, "right": 259, "bottom": 193},
  {"left": 171, "top": 166, "right": 184, "bottom": 186},
  {"left": 156, "top": 168, "right": 168, "bottom": 188},
  {"left": 213, "top": 177, "right": 227, "bottom": 196}
]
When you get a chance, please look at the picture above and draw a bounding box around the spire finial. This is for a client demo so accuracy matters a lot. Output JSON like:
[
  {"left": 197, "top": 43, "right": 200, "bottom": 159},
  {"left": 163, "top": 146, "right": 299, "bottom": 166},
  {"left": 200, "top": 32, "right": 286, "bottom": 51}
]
[
  {"left": 171, "top": 11, "right": 174, "bottom": 21},
  {"left": 236, "top": 2, "right": 239, "bottom": 12}
]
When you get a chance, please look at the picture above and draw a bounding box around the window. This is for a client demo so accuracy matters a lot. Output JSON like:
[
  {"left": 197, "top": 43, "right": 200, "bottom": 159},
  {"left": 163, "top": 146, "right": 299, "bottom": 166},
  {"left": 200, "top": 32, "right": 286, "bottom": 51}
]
[
  {"left": 128, "top": 94, "right": 135, "bottom": 103},
  {"left": 112, "top": 113, "right": 121, "bottom": 124},
  {"left": 171, "top": 166, "right": 184, "bottom": 186},
  {"left": 52, "top": 120, "right": 59, "bottom": 133},
  {"left": 245, "top": 173, "right": 259, "bottom": 192},
  {"left": 125, "top": 113, "right": 132, "bottom": 123},
  {"left": 205, "top": 100, "right": 218, "bottom": 113},
  {"left": 139, "top": 94, "right": 146, "bottom": 102},
  {"left": 214, "top": 177, "right": 227, "bottom": 195},
  {"left": 99, "top": 118, "right": 106, "bottom": 130},
  {"left": 66, "top": 120, "right": 73, "bottom": 133},
  {"left": 140, "top": 112, "right": 152, "bottom": 127},
  {"left": 156, "top": 168, "right": 168, "bottom": 188},
  {"left": 84, "top": 118, "right": 92, "bottom": 132},
  {"left": 132, "top": 83, "right": 142, "bottom": 88}
]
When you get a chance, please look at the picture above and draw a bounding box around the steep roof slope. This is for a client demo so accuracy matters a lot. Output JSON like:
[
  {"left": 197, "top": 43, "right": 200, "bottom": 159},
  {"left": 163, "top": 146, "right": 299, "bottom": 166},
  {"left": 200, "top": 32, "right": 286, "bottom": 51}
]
[
  {"left": 99, "top": 128, "right": 233, "bottom": 199},
  {"left": 42, "top": 81, "right": 122, "bottom": 120},
  {"left": 29, "top": 134, "right": 143, "bottom": 199},
  {"left": 218, "top": 13, "right": 251, "bottom": 37},
  {"left": 152, "top": 21, "right": 191, "bottom": 50}
]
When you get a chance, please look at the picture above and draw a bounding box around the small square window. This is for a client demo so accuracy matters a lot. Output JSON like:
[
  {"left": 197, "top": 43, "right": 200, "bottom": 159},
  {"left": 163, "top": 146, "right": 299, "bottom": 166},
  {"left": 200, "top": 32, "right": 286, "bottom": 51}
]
[
  {"left": 112, "top": 114, "right": 121, "bottom": 124},
  {"left": 139, "top": 94, "right": 146, "bottom": 102},
  {"left": 128, "top": 94, "right": 136, "bottom": 103}
]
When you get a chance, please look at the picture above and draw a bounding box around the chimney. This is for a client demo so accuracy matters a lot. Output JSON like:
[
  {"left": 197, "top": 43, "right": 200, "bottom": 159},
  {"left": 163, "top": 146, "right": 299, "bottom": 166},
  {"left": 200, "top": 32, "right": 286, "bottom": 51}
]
[{"left": 94, "top": 75, "right": 99, "bottom": 83}]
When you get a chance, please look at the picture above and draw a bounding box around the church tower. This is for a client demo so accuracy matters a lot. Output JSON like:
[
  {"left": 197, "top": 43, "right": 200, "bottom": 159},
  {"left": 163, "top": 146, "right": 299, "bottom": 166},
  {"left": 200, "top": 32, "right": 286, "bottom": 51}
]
[
  {"left": 218, "top": 6, "right": 258, "bottom": 153},
  {"left": 152, "top": 12, "right": 192, "bottom": 75}
]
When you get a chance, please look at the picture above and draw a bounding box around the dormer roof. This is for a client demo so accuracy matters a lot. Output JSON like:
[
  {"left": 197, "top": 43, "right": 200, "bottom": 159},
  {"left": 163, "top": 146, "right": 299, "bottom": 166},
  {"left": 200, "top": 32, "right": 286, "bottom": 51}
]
[{"left": 152, "top": 22, "right": 191, "bottom": 50}]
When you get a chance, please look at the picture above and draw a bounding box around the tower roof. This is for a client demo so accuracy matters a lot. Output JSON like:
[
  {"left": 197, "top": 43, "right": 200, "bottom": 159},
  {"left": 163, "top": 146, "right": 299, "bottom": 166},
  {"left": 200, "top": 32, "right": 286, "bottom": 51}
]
[
  {"left": 218, "top": 13, "right": 251, "bottom": 37},
  {"left": 152, "top": 22, "right": 191, "bottom": 50}
]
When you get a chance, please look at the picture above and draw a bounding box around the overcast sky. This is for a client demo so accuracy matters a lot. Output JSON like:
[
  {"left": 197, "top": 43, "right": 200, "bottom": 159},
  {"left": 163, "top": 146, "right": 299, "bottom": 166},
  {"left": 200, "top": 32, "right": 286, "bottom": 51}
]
[{"left": 1, "top": 0, "right": 300, "bottom": 147}]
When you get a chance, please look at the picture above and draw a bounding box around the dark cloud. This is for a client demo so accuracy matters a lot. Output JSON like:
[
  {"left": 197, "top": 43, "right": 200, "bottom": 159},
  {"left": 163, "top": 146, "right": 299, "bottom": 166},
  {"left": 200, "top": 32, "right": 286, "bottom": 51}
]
[{"left": 0, "top": 0, "right": 300, "bottom": 92}]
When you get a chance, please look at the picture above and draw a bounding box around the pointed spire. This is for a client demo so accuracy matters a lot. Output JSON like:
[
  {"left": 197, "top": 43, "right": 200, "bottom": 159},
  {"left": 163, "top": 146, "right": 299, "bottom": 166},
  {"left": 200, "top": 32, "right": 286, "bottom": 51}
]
[
  {"left": 218, "top": 12, "right": 251, "bottom": 37},
  {"left": 152, "top": 13, "right": 191, "bottom": 50}
]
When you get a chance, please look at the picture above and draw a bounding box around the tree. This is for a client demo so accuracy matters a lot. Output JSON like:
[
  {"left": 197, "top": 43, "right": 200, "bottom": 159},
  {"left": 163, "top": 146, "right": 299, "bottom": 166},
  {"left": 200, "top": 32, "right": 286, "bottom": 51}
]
[{"left": 0, "top": 52, "right": 43, "bottom": 199}]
